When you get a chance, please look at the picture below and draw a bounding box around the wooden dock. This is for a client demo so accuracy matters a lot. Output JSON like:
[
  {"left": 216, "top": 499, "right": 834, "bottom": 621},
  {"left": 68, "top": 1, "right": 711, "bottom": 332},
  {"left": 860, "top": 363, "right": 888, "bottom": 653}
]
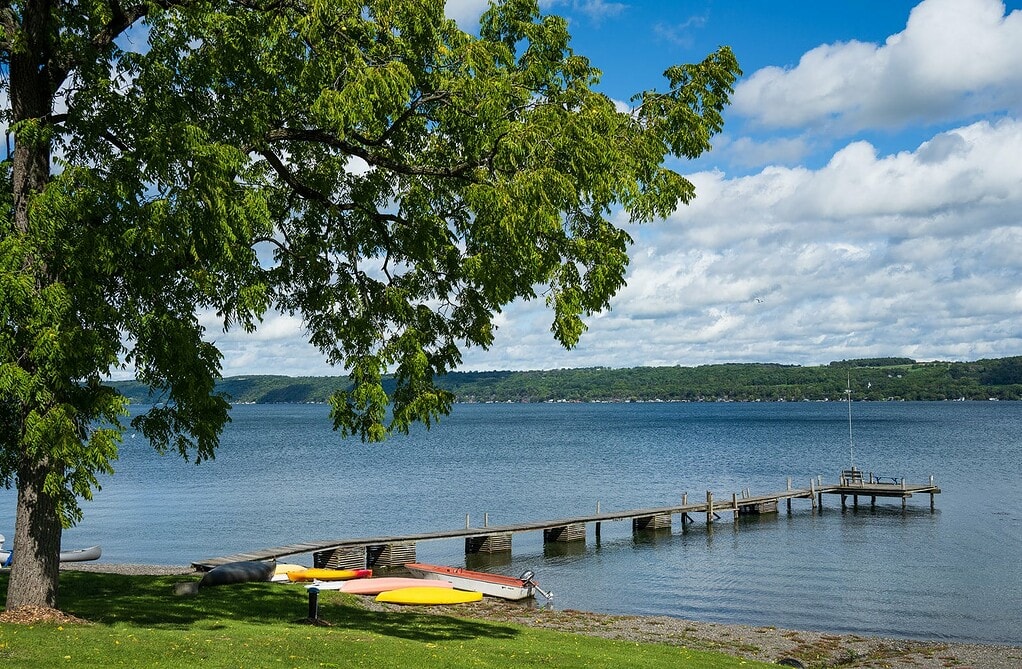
[{"left": 192, "top": 471, "right": 940, "bottom": 571}]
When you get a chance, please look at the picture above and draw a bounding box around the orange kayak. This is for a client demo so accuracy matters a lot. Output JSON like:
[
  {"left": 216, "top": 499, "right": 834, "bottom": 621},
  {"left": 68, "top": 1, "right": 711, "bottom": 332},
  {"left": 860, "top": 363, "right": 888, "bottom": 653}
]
[{"left": 286, "top": 568, "right": 372, "bottom": 582}]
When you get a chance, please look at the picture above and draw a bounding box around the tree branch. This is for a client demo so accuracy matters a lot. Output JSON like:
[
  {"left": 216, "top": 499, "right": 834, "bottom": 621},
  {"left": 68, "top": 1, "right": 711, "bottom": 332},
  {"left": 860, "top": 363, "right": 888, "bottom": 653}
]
[
  {"left": 264, "top": 127, "right": 480, "bottom": 179},
  {"left": 258, "top": 148, "right": 356, "bottom": 210},
  {"left": 0, "top": 4, "right": 16, "bottom": 54}
]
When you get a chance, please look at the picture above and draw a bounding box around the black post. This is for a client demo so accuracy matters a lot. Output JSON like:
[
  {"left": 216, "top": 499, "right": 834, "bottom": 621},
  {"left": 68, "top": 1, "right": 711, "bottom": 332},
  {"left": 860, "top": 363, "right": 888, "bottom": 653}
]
[{"left": 308, "top": 587, "right": 319, "bottom": 622}]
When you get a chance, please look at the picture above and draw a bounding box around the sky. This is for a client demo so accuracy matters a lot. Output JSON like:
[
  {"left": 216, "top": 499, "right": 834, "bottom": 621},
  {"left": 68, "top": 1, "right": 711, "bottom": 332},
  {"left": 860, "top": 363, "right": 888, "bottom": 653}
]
[{"left": 216, "top": 1, "right": 1022, "bottom": 374}]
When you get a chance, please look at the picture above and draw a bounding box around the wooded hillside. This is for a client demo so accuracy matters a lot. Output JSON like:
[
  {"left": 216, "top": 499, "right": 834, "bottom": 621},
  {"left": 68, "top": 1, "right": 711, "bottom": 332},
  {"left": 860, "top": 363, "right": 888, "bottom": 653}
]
[{"left": 112, "top": 357, "right": 1022, "bottom": 404}]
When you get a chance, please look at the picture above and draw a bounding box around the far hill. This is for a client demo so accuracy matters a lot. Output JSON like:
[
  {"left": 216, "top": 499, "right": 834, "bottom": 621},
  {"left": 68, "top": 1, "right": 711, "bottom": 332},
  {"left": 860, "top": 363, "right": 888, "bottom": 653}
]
[{"left": 110, "top": 356, "right": 1022, "bottom": 404}]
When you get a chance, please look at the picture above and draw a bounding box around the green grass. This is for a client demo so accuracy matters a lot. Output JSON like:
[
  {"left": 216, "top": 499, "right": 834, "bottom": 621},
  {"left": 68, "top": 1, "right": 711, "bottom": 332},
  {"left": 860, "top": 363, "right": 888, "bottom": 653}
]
[{"left": 0, "top": 572, "right": 774, "bottom": 668}]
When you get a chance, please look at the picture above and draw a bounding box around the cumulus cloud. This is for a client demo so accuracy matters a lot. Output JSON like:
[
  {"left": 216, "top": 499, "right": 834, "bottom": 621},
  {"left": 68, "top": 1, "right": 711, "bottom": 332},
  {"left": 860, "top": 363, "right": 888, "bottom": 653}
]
[
  {"left": 445, "top": 0, "right": 490, "bottom": 31},
  {"left": 732, "top": 0, "right": 1022, "bottom": 132},
  {"left": 460, "top": 117, "right": 1022, "bottom": 370}
]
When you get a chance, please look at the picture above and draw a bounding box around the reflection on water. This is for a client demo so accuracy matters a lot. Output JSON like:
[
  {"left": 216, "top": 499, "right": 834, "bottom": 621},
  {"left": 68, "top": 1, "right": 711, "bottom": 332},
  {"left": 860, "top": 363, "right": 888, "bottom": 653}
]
[{"left": 0, "top": 401, "right": 1018, "bottom": 644}]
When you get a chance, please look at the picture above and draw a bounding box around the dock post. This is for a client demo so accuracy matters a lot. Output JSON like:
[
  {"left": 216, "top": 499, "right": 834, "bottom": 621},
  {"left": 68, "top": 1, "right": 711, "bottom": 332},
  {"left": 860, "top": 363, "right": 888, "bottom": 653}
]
[
  {"left": 786, "top": 497, "right": 791, "bottom": 514},
  {"left": 466, "top": 514, "right": 470, "bottom": 529},
  {"left": 732, "top": 493, "right": 740, "bottom": 523},
  {"left": 810, "top": 479, "right": 817, "bottom": 509},
  {"left": 706, "top": 490, "right": 714, "bottom": 525},
  {"left": 596, "top": 501, "right": 601, "bottom": 541},
  {"left": 787, "top": 476, "right": 792, "bottom": 491},
  {"left": 681, "top": 493, "right": 688, "bottom": 527},
  {"left": 484, "top": 513, "right": 489, "bottom": 528}
]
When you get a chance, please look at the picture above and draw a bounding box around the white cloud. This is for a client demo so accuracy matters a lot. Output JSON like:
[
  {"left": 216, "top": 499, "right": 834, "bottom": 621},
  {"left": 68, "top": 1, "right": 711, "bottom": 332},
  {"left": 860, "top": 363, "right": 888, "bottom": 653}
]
[
  {"left": 458, "top": 117, "right": 1022, "bottom": 370},
  {"left": 732, "top": 0, "right": 1022, "bottom": 132},
  {"left": 445, "top": 0, "right": 490, "bottom": 31}
]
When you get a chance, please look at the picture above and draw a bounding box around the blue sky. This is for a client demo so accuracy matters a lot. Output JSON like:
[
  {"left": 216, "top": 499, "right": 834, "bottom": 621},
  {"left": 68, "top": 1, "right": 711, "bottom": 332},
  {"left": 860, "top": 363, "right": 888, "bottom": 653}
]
[{"left": 215, "top": 0, "right": 1022, "bottom": 375}]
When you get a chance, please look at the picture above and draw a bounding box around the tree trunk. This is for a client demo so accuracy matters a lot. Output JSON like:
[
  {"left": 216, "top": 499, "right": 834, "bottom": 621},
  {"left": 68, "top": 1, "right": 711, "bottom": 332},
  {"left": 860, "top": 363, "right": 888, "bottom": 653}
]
[
  {"left": 5, "top": 0, "right": 63, "bottom": 611},
  {"left": 5, "top": 460, "right": 62, "bottom": 609}
]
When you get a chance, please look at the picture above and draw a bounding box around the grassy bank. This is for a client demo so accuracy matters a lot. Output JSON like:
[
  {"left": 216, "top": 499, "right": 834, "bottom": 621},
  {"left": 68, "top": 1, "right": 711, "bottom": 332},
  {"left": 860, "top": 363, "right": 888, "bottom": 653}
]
[{"left": 0, "top": 571, "right": 772, "bottom": 668}]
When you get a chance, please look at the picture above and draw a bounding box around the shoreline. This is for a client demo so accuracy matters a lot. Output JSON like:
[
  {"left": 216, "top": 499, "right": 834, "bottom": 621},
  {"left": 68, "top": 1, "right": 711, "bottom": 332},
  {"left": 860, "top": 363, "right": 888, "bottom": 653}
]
[{"left": 61, "top": 563, "right": 1022, "bottom": 668}]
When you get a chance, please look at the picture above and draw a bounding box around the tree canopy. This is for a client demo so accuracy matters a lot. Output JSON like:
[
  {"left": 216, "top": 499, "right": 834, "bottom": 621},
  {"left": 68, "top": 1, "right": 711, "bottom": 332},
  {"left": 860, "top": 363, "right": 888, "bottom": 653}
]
[{"left": 0, "top": 0, "right": 739, "bottom": 610}]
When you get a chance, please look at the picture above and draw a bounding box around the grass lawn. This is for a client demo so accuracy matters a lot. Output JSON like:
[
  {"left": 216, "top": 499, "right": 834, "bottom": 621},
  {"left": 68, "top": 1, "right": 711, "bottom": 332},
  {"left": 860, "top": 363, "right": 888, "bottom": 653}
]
[{"left": 0, "top": 571, "right": 774, "bottom": 668}]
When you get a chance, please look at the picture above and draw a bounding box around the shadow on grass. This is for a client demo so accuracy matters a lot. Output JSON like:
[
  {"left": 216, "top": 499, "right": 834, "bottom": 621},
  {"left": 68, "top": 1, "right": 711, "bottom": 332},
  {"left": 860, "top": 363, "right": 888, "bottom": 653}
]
[{"left": 0, "top": 572, "right": 520, "bottom": 644}]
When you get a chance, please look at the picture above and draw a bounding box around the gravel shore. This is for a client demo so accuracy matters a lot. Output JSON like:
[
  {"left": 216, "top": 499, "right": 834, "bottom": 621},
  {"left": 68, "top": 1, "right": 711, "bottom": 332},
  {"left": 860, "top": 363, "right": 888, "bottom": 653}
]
[{"left": 61, "top": 563, "right": 1022, "bottom": 669}]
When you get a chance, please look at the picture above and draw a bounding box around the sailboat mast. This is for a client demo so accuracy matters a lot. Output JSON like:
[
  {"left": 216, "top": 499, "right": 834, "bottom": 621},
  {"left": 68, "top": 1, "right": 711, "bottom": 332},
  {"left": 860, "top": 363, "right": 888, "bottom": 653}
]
[{"left": 846, "top": 375, "right": 855, "bottom": 470}]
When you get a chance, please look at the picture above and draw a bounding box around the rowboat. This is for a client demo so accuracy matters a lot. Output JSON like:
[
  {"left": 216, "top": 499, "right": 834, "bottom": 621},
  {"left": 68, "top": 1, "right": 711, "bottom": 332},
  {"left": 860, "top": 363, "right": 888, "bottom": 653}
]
[
  {"left": 403, "top": 562, "right": 541, "bottom": 601},
  {"left": 376, "top": 586, "right": 483, "bottom": 605}
]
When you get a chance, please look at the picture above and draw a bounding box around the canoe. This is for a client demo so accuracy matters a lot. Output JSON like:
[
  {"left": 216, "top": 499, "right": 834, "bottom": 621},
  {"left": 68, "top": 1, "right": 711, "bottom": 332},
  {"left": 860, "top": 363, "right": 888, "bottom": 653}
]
[
  {"left": 59, "top": 545, "right": 102, "bottom": 562},
  {"left": 0, "top": 545, "right": 102, "bottom": 567},
  {"left": 286, "top": 568, "right": 372, "bottom": 582},
  {"left": 404, "top": 562, "right": 536, "bottom": 600},
  {"left": 376, "top": 586, "right": 483, "bottom": 605},
  {"left": 199, "top": 560, "right": 275, "bottom": 587},
  {"left": 337, "top": 577, "right": 455, "bottom": 595}
]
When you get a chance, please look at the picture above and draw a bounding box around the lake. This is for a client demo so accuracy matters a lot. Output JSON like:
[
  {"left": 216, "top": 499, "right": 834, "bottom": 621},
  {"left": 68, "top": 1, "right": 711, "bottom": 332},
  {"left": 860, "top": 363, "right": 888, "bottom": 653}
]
[{"left": 1, "top": 401, "right": 1019, "bottom": 644}]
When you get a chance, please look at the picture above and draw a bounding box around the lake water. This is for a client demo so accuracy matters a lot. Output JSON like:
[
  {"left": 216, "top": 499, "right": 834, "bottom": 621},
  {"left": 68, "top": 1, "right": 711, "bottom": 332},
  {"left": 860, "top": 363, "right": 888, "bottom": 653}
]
[{"left": 1, "top": 401, "right": 1019, "bottom": 644}]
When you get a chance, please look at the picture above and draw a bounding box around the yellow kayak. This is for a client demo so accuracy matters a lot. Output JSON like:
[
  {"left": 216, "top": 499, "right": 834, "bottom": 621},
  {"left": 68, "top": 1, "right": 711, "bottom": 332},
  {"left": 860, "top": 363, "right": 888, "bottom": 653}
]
[
  {"left": 287, "top": 568, "right": 372, "bottom": 582},
  {"left": 376, "top": 586, "right": 483, "bottom": 605}
]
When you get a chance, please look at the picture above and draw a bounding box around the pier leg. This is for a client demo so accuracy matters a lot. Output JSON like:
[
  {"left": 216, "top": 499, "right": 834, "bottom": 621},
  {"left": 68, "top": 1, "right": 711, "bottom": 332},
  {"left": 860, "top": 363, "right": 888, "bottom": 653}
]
[
  {"left": 706, "top": 490, "right": 714, "bottom": 525},
  {"left": 733, "top": 493, "right": 740, "bottom": 524},
  {"left": 930, "top": 493, "right": 935, "bottom": 511},
  {"left": 786, "top": 497, "right": 791, "bottom": 514},
  {"left": 841, "top": 494, "right": 846, "bottom": 510},
  {"left": 871, "top": 496, "right": 876, "bottom": 508},
  {"left": 853, "top": 495, "right": 859, "bottom": 509}
]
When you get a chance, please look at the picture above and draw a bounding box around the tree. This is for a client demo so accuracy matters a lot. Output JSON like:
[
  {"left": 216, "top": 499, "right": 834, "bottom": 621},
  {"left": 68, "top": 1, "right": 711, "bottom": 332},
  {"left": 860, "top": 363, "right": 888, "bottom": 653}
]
[{"left": 0, "top": 0, "right": 739, "bottom": 611}]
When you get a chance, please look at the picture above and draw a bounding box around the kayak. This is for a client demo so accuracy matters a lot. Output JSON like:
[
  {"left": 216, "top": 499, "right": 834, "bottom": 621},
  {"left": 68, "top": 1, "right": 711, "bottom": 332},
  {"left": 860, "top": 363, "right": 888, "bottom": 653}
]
[
  {"left": 271, "top": 563, "right": 308, "bottom": 582},
  {"left": 306, "top": 576, "right": 451, "bottom": 596},
  {"left": 376, "top": 586, "right": 483, "bottom": 605},
  {"left": 286, "top": 568, "right": 372, "bottom": 582}
]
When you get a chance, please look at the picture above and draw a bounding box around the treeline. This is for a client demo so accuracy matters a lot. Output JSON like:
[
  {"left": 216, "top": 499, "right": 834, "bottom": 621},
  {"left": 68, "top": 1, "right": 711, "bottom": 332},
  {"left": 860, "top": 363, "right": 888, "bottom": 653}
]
[{"left": 111, "top": 356, "right": 1022, "bottom": 404}]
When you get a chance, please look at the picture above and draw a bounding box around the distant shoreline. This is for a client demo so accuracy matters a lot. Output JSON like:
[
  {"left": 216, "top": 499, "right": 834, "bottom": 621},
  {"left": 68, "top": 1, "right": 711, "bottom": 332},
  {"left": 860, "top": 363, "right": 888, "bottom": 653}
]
[{"left": 111, "top": 356, "right": 1022, "bottom": 405}]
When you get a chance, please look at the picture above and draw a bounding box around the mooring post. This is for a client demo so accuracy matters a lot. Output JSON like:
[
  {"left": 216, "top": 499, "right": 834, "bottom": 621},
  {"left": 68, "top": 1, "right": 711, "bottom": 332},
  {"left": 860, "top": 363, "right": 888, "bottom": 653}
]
[
  {"left": 465, "top": 514, "right": 470, "bottom": 529},
  {"left": 595, "top": 501, "right": 601, "bottom": 540},
  {"left": 787, "top": 476, "right": 792, "bottom": 491},
  {"left": 681, "top": 493, "right": 689, "bottom": 527},
  {"left": 810, "top": 478, "right": 817, "bottom": 509},
  {"left": 484, "top": 513, "right": 489, "bottom": 528},
  {"left": 732, "top": 492, "right": 740, "bottom": 523},
  {"left": 706, "top": 490, "right": 714, "bottom": 524}
]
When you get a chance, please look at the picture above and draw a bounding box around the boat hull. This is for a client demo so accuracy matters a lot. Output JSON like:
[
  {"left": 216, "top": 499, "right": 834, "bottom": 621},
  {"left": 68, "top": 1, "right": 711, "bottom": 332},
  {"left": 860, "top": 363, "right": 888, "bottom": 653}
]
[
  {"left": 404, "top": 562, "right": 535, "bottom": 600},
  {"left": 199, "top": 560, "right": 275, "bottom": 587},
  {"left": 376, "top": 586, "right": 483, "bottom": 605},
  {"left": 309, "top": 577, "right": 456, "bottom": 595},
  {"left": 0, "top": 545, "right": 102, "bottom": 567},
  {"left": 286, "top": 568, "right": 372, "bottom": 582}
]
